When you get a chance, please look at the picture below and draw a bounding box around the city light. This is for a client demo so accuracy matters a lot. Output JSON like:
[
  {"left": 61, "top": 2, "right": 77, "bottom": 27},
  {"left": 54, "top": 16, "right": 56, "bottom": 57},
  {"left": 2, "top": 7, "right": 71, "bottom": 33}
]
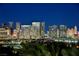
[{"left": 0, "top": 21, "right": 78, "bottom": 45}]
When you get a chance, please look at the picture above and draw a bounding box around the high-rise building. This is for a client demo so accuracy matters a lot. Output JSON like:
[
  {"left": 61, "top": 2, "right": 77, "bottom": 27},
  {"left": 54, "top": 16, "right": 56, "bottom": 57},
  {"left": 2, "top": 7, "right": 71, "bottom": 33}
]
[
  {"left": 40, "top": 22, "right": 45, "bottom": 39},
  {"left": 31, "top": 22, "right": 41, "bottom": 39},
  {"left": 74, "top": 26, "right": 77, "bottom": 34},
  {"left": 49, "top": 25, "right": 58, "bottom": 38},
  {"left": 9, "top": 22, "right": 13, "bottom": 35},
  {"left": 67, "top": 26, "right": 78, "bottom": 39},
  {"left": 59, "top": 25, "right": 67, "bottom": 38},
  {"left": 9, "top": 22, "right": 13, "bottom": 28},
  {"left": 21, "top": 25, "right": 31, "bottom": 39},
  {"left": 31, "top": 22, "right": 45, "bottom": 39},
  {"left": 67, "top": 28, "right": 75, "bottom": 38},
  {"left": 57, "top": 29, "right": 59, "bottom": 38},
  {"left": 16, "top": 22, "right": 21, "bottom": 39},
  {"left": 16, "top": 22, "right": 20, "bottom": 31}
]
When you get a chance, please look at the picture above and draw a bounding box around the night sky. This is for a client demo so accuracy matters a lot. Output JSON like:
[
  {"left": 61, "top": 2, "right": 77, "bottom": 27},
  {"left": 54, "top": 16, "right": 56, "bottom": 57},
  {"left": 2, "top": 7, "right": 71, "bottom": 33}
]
[{"left": 0, "top": 3, "right": 79, "bottom": 31}]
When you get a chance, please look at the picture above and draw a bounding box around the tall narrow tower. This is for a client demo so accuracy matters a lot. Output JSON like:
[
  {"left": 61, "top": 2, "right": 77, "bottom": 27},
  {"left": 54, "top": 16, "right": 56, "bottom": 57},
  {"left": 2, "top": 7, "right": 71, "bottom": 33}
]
[
  {"left": 9, "top": 22, "right": 13, "bottom": 35},
  {"left": 40, "top": 22, "right": 45, "bottom": 39},
  {"left": 74, "top": 26, "right": 77, "bottom": 34},
  {"left": 16, "top": 22, "right": 21, "bottom": 39}
]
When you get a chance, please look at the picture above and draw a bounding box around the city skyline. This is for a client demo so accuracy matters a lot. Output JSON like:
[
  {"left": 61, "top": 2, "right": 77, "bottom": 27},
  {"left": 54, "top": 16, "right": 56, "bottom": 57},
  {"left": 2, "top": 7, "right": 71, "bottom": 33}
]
[
  {"left": 0, "top": 3, "right": 79, "bottom": 56},
  {"left": 0, "top": 21, "right": 79, "bottom": 40},
  {"left": 0, "top": 4, "right": 79, "bottom": 31},
  {"left": 0, "top": 21, "right": 79, "bottom": 30}
]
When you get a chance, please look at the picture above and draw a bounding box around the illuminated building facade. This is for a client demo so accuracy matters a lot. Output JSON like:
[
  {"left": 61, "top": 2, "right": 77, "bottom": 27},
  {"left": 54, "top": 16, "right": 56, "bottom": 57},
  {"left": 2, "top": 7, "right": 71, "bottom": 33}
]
[
  {"left": 59, "top": 25, "right": 67, "bottom": 38},
  {"left": 67, "top": 26, "right": 78, "bottom": 39},
  {"left": 49, "top": 25, "right": 58, "bottom": 38},
  {"left": 16, "top": 22, "right": 21, "bottom": 39},
  {"left": 0, "top": 21, "right": 79, "bottom": 40},
  {"left": 31, "top": 22, "right": 41, "bottom": 39},
  {"left": 12, "top": 29, "right": 18, "bottom": 39},
  {"left": 49, "top": 25, "right": 67, "bottom": 38},
  {"left": 21, "top": 25, "right": 31, "bottom": 39},
  {"left": 74, "top": 26, "right": 77, "bottom": 34},
  {"left": 30, "top": 22, "right": 45, "bottom": 39},
  {"left": 0, "top": 28, "right": 11, "bottom": 39},
  {"left": 40, "top": 22, "right": 45, "bottom": 39}
]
